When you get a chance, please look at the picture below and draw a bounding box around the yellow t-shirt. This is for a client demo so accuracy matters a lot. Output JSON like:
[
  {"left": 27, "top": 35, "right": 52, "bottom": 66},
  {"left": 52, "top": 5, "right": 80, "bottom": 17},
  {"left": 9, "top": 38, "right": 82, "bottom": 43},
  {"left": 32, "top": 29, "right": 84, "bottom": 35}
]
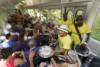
[
  {"left": 59, "top": 19, "right": 73, "bottom": 26},
  {"left": 59, "top": 35, "right": 72, "bottom": 50},
  {"left": 69, "top": 22, "right": 91, "bottom": 44},
  {"left": 58, "top": 19, "right": 73, "bottom": 32}
]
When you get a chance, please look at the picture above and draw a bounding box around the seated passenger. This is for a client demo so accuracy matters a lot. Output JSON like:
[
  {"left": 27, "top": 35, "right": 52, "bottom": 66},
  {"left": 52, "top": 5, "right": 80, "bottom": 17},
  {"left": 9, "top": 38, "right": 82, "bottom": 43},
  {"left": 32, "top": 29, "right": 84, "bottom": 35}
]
[
  {"left": 58, "top": 25, "right": 72, "bottom": 55},
  {"left": 69, "top": 15, "right": 91, "bottom": 45},
  {"left": 53, "top": 25, "right": 78, "bottom": 67}
]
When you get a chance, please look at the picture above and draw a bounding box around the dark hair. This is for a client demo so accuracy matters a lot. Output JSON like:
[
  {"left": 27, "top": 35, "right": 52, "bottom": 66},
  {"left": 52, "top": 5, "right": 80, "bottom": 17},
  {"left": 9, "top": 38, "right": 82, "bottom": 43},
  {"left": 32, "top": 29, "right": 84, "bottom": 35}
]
[
  {"left": 6, "top": 33, "right": 11, "bottom": 39},
  {"left": 18, "top": 31, "right": 26, "bottom": 41},
  {"left": 47, "top": 22, "right": 55, "bottom": 29},
  {"left": 63, "top": 13, "right": 67, "bottom": 21},
  {"left": 76, "top": 15, "right": 84, "bottom": 22},
  {"left": 15, "top": 65, "right": 21, "bottom": 67},
  {"left": 28, "top": 39, "right": 36, "bottom": 48},
  {"left": 1, "top": 48, "right": 13, "bottom": 59},
  {"left": 63, "top": 7, "right": 67, "bottom": 21},
  {"left": 37, "top": 35, "right": 49, "bottom": 46},
  {"left": 63, "top": 9, "right": 73, "bottom": 21},
  {"left": 15, "top": 53, "right": 23, "bottom": 59},
  {"left": 75, "top": 15, "right": 84, "bottom": 26}
]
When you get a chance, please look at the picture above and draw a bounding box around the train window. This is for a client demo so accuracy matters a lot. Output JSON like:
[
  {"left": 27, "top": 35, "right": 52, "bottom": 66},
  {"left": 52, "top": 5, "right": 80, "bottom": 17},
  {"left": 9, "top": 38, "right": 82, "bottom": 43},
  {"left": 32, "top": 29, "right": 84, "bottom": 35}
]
[
  {"left": 92, "top": 13, "right": 100, "bottom": 41},
  {"left": 75, "top": 9, "right": 84, "bottom": 16},
  {"left": 67, "top": 10, "right": 73, "bottom": 20},
  {"left": 48, "top": 9, "right": 61, "bottom": 20}
]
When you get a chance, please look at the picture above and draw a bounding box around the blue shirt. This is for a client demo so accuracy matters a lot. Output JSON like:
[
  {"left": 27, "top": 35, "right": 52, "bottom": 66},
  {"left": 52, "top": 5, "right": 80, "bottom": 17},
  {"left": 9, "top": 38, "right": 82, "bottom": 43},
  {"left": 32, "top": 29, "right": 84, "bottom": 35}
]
[{"left": 1, "top": 40, "right": 10, "bottom": 48}]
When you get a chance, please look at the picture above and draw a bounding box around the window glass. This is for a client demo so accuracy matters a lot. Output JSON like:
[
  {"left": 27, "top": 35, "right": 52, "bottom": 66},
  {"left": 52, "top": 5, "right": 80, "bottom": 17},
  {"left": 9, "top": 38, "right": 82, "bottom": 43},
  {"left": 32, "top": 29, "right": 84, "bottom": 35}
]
[
  {"left": 92, "top": 13, "right": 100, "bottom": 41},
  {"left": 67, "top": 10, "right": 73, "bottom": 20}
]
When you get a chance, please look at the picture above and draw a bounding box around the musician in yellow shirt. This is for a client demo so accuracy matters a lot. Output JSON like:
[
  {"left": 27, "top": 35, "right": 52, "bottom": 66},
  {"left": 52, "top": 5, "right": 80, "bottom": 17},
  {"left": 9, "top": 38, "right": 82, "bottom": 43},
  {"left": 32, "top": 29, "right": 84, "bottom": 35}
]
[
  {"left": 58, "top": 25, "right": 72, "bottom": 54},
  {"left": 59, "top": 10, "right": 73, "bottom": 27},
  {"left": 69, "top": 15, "right": 91, "bottom": 45}
]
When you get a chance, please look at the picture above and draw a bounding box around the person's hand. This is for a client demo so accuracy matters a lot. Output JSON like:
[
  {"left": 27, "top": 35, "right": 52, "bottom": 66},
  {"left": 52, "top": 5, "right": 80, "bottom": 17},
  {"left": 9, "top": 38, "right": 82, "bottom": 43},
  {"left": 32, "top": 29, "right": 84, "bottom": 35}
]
[
  {"left": 29, "top": 50, "right": 35, "bottom": 67},
  {"left": 12, "top": 51, "right": 21, "bottom": 56},
  {"left": 20, "top": 51, "right": 27, "bottom": 62},
  {"left": 29, "top": 50, "right": 35, "bottom": 62},
  {"left": 81, "top": 41, "right": 87, "bottom": 45}
]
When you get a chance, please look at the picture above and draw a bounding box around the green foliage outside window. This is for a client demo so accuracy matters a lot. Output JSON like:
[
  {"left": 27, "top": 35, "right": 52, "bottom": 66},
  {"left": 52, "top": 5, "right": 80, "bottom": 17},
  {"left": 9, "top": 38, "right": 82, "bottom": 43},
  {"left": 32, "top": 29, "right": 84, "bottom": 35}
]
[{"left": 92, "top": 13, "right": 100, "bottom": 41}]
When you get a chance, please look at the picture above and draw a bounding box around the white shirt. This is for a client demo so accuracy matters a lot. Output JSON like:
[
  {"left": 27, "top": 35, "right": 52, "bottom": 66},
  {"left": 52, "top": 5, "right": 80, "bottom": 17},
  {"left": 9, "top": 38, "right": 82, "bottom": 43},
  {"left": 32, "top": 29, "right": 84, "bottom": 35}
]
[{"left": 1, "top": 39, "right": 10, "bottom": 48}]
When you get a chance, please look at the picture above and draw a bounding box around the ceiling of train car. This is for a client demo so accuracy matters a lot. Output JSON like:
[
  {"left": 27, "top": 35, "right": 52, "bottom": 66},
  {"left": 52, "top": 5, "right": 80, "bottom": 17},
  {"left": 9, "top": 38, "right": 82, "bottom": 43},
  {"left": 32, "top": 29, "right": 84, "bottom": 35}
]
[
  {"left": 24, "top": 0, "right": 92, "bottom": 9},
  {"left": 0, "top": 0, "right": 93, "bottom": 10},
  {"left": 0, "top": 0, "right": 22, "bottom": 10}
]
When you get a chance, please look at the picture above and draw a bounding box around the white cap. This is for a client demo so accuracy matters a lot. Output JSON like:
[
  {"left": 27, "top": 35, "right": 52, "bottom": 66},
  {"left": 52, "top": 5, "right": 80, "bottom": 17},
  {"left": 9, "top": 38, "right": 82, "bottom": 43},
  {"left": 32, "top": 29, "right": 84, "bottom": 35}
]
[{"left": 58, "top": 25, "right": 68, "bottom": 33}]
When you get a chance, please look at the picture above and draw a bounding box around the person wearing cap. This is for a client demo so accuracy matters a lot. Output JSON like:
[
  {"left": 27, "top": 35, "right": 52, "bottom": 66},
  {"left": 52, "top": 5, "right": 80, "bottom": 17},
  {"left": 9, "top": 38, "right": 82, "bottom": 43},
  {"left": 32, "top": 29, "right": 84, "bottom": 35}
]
[
  {"left": 58, "top": 25, "right": 72, "bottom": 54},
  {"left": 57, "top": 25, "right": 78, "bottom": 67}
]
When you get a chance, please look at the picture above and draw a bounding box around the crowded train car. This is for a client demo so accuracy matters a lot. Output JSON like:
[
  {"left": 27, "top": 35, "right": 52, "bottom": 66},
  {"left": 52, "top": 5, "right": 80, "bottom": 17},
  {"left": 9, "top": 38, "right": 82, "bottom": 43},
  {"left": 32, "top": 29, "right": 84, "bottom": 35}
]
[{"left": 0, "top": 0, "right": 100, "bottom": 67}]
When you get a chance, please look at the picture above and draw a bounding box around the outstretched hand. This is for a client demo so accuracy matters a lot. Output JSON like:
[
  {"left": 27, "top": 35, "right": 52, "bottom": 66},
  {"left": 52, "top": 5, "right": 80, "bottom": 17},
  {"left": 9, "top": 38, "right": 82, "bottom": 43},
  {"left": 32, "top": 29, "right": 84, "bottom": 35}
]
[{"left": 29, "top": 50, "right": 35, "bottom": 62}]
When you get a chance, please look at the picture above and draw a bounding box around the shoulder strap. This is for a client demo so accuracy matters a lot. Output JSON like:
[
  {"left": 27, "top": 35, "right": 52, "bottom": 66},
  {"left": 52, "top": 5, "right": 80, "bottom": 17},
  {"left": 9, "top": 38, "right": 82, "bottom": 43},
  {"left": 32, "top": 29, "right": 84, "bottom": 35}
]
[{"left": 73, "top": 17, "right": 82, "bottom": 42}]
